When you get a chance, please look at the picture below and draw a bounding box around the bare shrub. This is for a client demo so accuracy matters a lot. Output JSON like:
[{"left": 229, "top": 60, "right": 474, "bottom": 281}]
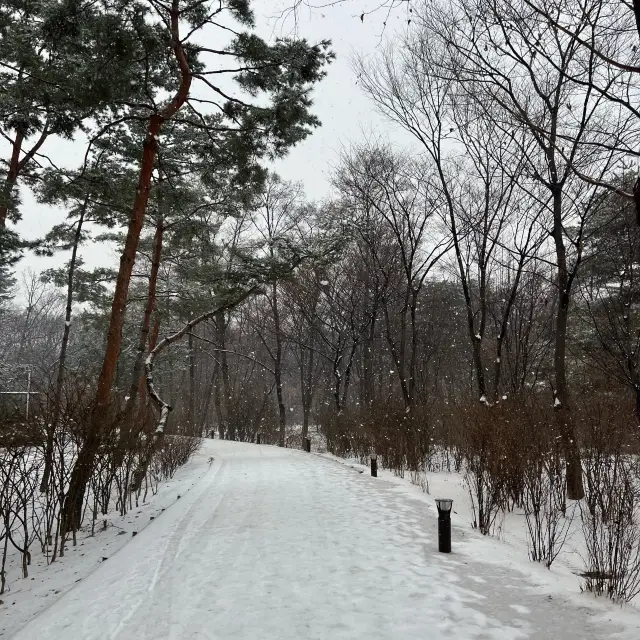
[
  {"left": 580, "top": 456, "right": 640, "bottom": 601},
  {"left": 0, "top": 374, "right": 201, "bottom": 596},
  {"left": 322, "top": 403, "right": 433, "bottom": 478},
  {"left": 455, "top": 404, "right": 511, "bottom": 535},
  {"left": 522, "top": 443, "right": 573, "bottom": 566},
  {"left": 409, "top": 469, "right": 429, "bottom": 493},
  {"left": 155, "top": 435, "right": 202, "bottom": 479},
  {"left": 579, "top": 397, "right": 640, "bottom": 601}
]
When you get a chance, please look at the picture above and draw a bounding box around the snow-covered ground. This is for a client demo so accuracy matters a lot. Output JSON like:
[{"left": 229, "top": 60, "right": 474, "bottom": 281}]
[
  {"left": 7, "top": 439, "right": 640, "bottom": 639},
  {"left": 1, "top": 445, "right": 214, "bottom": 639}
]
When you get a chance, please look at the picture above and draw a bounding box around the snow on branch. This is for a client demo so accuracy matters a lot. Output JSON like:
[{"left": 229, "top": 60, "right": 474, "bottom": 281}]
[{"left": 145, "top": 285, "right": 259, "bottom": 435}]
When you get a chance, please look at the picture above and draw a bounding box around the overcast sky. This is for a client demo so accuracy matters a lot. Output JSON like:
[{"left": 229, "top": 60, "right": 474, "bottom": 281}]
[{"left": 13, "top": 0, "right": 415, "bottom": 284}]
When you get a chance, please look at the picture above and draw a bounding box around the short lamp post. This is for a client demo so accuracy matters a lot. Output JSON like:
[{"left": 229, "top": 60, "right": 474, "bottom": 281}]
[
  {"left": 256, "top": 433, "right": 261, "bottom": 445},
  {"left": 436, "top": 498, "right": 453, "bottom": 553},
  {"left": 371, "top": 453, "right": 377, "bottom": 477}
]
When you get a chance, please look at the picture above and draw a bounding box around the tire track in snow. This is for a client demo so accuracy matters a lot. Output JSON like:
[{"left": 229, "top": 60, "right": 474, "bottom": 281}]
[{"left": 109, "top": 458, "right": 227, "bottom": 640}]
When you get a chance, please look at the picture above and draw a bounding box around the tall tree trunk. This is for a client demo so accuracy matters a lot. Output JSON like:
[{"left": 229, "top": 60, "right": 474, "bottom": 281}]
[
  {"left": 213, "top": 359, "right": 225, "bottom": 439},
  {"left": 215, "top": 311, "right": 232, "bottom": 439},
  {"left": 442, "top": 173, "right": 487, "bottom": 402},
  {"left": 272, "top": 283, "right": 286, "bottom": 447},
  {"left": 300, "top": 344, "right": 314, "bottom": 443},
  {"left": 362, "top": 316, "right": 375, "bottom": 408},
  {"left": 382, "top": 300, "right": 411, "bottom": 408},
  {"left": 136, "top": 314, "right": 161, "bottom": 426},
  {"left": 60, "top": 2, "right": 192, "bottom": 538},
  {"left": 409, "top": 291, "right": 419, "bottom": 404},
  {"left": 123, "top": 219, "right": 164, "bottom": 417},
  {"left": 112, "top": 219, "right": 164, "bottom": 470},
  {"left": 551, "top": 186, "right": 584, "bottom": 500},
  {"left": 341, "top": 342, "right": 357, "bottom": 411},
  {"left": 492, "top": 254, "right": 527, "bottom": 403},
  {"left": 199, "top": 364, "right": 217, "bottom": 436},
  {"left": 40, "top": 200, "right": 87, "bottom": 493},
  {"left": 188, "top": 331, "right": 196, "bottom": 436}
]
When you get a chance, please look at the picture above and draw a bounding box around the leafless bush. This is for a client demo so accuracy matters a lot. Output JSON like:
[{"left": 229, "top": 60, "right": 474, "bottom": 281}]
[
  {"left": 409, "top": 469, "right": 429, "bottom": 493},
  {"left": 522, "top": 445, "right": 572, "bottom": 567},
  {"left": 579, "top": 399, "right": 640, "bottom": 601},
  {"left": 0, "top": 375, "right": 201, "bottom": 596},
  {"left": 454, "top": 404, "right": 512, "bottom": 535},
  {"left": 580, "top": 456, "right": 640, "bottom": 601},
  {"left": 155, "top": 435, "right": 202, "bottom": 480},
  {"left": 322, "top": 403, "right": 433, "bottom": 478}
]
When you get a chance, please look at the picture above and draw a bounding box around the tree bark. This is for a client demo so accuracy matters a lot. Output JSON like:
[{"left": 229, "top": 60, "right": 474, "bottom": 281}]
[
  {"left": 199, "top": 364, "right": 217, "bottom": 435},
  {"left": 551, "top": 186, "right": 584, "bottom": 500},
  {"left": 188, "top": 331, "right": 196, "bottom": 436},
  {"left": 0, "top": 125, "right": 25, "bottom": 228},
  {"left": 362, "top": 313, "right": 376, "bottom": 408},
  {"left": 299, "top": 344, "right": 314, "bottom": 443},
  {"left": 271, "top": 283, "right": 287, "bottom": 447},
  {"left": 215, "top": 311, "right": 233, "bottom": 439},
  {"left": 213, "top": 359, "right": 225, "bottom": 439},
  {"left": 123, "top": 219, "right": 164, "bottom": 417}
]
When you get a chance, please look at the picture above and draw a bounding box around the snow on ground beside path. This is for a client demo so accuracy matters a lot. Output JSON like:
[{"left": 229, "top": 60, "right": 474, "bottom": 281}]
[
  {"left": 1, "top": 445, "right": 213, "bottom": 639},
  {"left": 10, "top": 439, "right": 640, "bottom": 639},
  {"left": 322, "top": 451, "right": 640, "bottom": 632}
]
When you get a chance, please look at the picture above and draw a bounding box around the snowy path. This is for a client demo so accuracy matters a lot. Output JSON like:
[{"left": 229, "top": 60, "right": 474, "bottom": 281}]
[{"left": 13, "top": 440, "right": 640, "bottom": 639}]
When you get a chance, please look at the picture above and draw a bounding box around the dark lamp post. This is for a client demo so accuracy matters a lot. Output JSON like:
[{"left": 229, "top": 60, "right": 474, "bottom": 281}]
[{"left": 436, "top": 498, "right": 453, "bottom": 553}]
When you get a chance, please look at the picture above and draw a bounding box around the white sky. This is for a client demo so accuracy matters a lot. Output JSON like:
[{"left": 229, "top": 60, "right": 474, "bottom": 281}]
[{"left": 11, "top": 0, "right": 415, "bottom": 284}]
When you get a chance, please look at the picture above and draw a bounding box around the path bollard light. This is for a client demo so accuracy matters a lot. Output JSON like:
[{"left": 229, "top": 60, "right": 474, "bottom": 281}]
[
  {"left": 436, "top": 498, "right": 453, "bottom": 553},
  {"left": 256, "top": 433, "right": 261, "bottom": 445},
  {"left": 371, "top": 454, "right": 378, "bottom": 477},
  {"left": 305, "top": 437, "right": 311, "bottom": 452}
]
